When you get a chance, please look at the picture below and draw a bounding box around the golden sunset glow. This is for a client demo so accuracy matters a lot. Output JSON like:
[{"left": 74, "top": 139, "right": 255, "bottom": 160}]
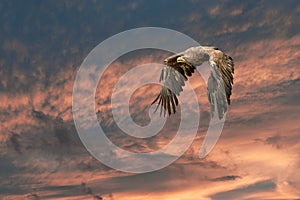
[{"left": 0, "top": 1, "right": 300, "bottom": 199}]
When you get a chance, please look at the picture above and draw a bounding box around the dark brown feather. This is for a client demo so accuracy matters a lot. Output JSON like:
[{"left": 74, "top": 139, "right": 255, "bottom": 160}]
[
  {"left": 207, "top": 49, "right": 234, "bottom": 105},
  {"left": 152, "top": 54, "right": 195, "bottom": 116}
]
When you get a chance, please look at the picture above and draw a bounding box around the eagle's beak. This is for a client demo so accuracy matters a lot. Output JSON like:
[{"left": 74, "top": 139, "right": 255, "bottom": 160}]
[
  {"left": 177, "top": 56, "right": 186, "bottom": 63},
  {"left": 177, "top": 56, "right": 193, "bottom": 67}
]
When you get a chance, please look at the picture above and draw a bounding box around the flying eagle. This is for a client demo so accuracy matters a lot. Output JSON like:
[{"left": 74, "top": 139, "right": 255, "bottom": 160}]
[{"left": 151, "top": 46, "right": 234, "bottom": 119}]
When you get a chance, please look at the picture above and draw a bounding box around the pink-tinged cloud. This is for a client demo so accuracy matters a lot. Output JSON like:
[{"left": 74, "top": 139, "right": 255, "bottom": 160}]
[{"left": 1, "top": 1, "right": 300, "bottom": 198}]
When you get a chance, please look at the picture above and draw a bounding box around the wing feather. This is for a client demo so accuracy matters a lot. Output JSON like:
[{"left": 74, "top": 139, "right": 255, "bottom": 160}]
[
  {"left": 151, "top": 58, "right": 195, "bottom": 116},
  {"left": 207, "top": 49, "right": 234, "bottom": 119}
]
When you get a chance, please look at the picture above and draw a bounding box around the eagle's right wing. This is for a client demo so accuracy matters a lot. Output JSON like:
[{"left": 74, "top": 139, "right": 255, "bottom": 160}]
[{"left": 151, "top": 54, "right": 196, "bottom": 116}]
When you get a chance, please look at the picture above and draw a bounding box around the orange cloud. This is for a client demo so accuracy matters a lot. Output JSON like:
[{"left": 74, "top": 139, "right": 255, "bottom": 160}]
[{"left": 1, "top": 22, "right": 300, "bottom": 199}]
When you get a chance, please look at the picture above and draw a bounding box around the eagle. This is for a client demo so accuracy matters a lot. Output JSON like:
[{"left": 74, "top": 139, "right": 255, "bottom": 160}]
[{"left": 151, "top": 46, "right": 234, "bottom": 119}]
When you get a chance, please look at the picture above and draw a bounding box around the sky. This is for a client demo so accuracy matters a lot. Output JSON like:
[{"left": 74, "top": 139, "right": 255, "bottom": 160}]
[{"left": 1, "top": 0, "right": 300, "bottom": 199}]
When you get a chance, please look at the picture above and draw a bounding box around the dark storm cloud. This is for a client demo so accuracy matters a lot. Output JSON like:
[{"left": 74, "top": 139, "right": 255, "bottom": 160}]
[
  {"left": 25, "top": 193, "right": 40, "bottom": 200},
  {"left": 0, "top": 0, "right": 299, "bottom": 101},
  {"left": 210, "top": 180, "right": 276, "bottom": 200},
  {"left": 263, "top": 134, "right": 287, "bottom": 149},
  {"left": 0, "top": 156, "right": 16, "bottom": 177},
  {"left": 1, "top": 1, "right": 299, "bottom": 72},
  {"left": 9, "top": 133, "right": 22, "bottom": 154},
  {"left": 211, "top": 175, "right": 241, "bottom": 182},
  {"left": 12, "top": 109, "right": 83, "bottom": 155}
]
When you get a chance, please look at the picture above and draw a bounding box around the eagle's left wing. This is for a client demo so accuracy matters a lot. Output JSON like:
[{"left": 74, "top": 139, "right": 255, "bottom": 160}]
[{"left": 207, "top": 49, "right": 234, "bottom": 119}]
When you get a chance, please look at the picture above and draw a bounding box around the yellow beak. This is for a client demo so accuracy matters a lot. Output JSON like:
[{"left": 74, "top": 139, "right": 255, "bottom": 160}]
[
  {"left": 177, "top": 56, "right": 186, "bottom": 63},
  {"left": 177, "top": 56, "right": 193, "bottom": 67}
]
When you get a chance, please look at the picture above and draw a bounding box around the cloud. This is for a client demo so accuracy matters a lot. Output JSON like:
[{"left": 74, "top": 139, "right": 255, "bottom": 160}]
[
  {"left": 25, "top": 193, "right": 40, "bottom": 200},
  {"left": 210, "top": 180, "right": 276, "bottom": 200},
  {"left": 0, "top": 0, "right": 300, "bottom": 199},
  {"left": 211, "top": 175, "right": 241, "bottom": 182}
]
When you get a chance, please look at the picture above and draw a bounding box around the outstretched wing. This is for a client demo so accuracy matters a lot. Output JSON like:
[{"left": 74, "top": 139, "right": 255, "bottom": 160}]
[
  {"left": 151, "top": 54, "right": 196, "bottom": 116},
  {"left": 207, "top": 50, "right": 234, "bottom": 119}
]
